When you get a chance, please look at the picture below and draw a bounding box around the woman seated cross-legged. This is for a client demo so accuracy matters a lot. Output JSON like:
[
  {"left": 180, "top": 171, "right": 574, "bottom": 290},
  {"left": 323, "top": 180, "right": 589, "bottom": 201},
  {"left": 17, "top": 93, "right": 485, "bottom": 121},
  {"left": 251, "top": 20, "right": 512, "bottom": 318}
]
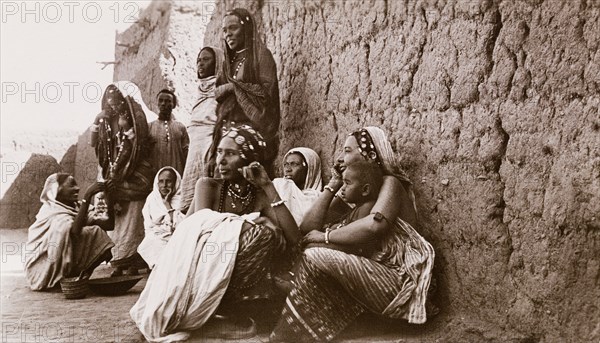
[
  {"left": 130, "top": 124, "right": 300, "bottom": 342},
  {"left": 270, "top": 126, "right": 435, "bottom": 342},
  {"left": 24, "top": 173, "right": 114, "bottom": 290}
]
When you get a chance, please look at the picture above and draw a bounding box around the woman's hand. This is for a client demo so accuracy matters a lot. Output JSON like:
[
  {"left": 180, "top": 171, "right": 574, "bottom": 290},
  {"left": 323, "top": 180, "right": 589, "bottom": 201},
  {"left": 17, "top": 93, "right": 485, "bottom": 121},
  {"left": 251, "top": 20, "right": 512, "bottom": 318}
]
[
  {"left": 83, "top": 182, "right": 105, "bottom": 201},
  {"left": 254, "top": 216, "right": 275, "bottom": 229},
  {"left": 240, "top": 162, "right": 271, "bottom": 189},
  {"left": 328, "top": 163, "right": 344, "bottom": 191},
  {"left": 300, "top": 230, "right": 326, "bottom": 247}
]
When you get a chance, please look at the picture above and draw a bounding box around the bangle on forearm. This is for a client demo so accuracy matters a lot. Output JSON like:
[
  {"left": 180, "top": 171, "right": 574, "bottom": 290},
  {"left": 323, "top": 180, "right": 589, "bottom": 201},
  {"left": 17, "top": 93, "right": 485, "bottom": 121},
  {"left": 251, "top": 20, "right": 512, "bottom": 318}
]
[
  {"left": 324, "top": 228, "right": 331, "bottom": 244},
  {"left": 324, "top": 185, "right": 336, "bottom": 194},
  {"left": 271, "top": 199, "right": 286, "bottom": 208},
  {"left": 90, "top": 123, "right": 99, "bottom": 132}
]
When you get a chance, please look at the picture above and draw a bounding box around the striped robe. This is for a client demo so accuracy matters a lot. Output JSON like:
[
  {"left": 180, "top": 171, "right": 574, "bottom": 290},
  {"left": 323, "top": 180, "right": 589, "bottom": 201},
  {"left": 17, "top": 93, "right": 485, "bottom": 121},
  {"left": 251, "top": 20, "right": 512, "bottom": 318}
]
[{"left": 270, "top": 218, "right": 434, "bottom": 342}]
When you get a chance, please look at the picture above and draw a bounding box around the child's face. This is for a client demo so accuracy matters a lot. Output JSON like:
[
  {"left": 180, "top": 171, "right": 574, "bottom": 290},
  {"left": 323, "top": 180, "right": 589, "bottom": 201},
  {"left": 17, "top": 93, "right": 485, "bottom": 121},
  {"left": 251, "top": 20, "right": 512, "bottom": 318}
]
[{"left": 340, "top": 168, "right": 366, "bottom": 204}]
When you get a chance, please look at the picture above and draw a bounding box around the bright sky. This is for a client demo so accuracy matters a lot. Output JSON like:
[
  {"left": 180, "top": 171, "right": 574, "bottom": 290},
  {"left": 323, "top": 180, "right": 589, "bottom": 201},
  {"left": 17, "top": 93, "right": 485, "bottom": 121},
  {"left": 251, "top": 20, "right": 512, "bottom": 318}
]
[{"left": 0, "top": 0, "right": 151, "bottom": 137}]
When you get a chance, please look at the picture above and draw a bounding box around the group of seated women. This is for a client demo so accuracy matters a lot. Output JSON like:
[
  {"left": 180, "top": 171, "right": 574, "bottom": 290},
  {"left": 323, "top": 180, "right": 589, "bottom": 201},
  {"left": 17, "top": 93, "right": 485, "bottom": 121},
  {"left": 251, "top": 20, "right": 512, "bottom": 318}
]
[{"left": 23, "top": 7, "right": 435, "bottom": 343}]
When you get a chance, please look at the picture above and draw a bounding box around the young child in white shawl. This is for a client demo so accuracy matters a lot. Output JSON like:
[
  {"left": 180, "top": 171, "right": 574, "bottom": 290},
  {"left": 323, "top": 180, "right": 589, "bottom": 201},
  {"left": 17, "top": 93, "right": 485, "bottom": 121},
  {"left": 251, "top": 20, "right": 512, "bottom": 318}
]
[
  {"left": 138, "top": 166, "right": 185, "bottom": 269},
  {"left": 272, "top": 148, "right": 323, "bottom": 225}
]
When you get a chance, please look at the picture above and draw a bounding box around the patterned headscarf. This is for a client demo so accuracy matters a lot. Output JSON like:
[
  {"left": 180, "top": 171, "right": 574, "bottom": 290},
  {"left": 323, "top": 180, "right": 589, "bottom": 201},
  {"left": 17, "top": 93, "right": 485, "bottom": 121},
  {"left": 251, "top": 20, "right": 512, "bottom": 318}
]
[
  {"left": 223, "top": 124, "right": 267, "bottom": 163},
  {"left": 351, "top": 129, "right": 383, "bottom": 166},
  {"left": 283, "top": 147, "right": 323, "bottom": 191}
]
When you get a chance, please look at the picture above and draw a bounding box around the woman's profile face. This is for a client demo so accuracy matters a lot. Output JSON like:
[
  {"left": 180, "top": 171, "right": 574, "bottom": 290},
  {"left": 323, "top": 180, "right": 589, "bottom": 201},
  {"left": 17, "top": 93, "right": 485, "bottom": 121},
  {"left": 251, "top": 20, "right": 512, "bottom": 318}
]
[
  {"left": 283, "top": 153, "right": 308, "bottom": 189},
  {"left": 197, "top": 49, "right": 216, "bottom": 78},
  {"left": 216, "top": 137, "right": 247, "bottom": 181},
  {"left": 56, "top": 176, "right": 80, "bottom": 205},
  {"left": 222, "top": 15, "right": 245, "bottom": 51},
  {"left": 337, "top": 135, "right": 366, "bottom": 167}
]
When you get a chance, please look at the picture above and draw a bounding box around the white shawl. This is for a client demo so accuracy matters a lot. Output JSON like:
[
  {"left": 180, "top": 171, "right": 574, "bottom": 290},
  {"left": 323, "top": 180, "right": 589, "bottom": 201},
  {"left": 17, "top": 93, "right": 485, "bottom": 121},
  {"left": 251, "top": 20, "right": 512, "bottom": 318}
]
[{"left": 130, "top": 209, "right": 258, "bottom": 342}]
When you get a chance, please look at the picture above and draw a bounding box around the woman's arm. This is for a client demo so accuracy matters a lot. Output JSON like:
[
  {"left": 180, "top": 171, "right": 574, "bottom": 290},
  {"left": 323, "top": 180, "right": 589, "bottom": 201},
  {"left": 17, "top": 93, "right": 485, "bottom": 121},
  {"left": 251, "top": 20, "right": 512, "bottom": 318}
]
[
  {"left": 186, "top": 177, "right": 220, "bottom": 216},
  {"left": 303, "top": 176, "right": 405, "bottom": 245},
  {"left": 71, "top": 182, "right": 104, "bottom": 235},
  {"left": 243, "top": 163, "right": 300, "bottom": 245},
  {"left": 299, "top": 166, "right": 346, "bottom": 234}
]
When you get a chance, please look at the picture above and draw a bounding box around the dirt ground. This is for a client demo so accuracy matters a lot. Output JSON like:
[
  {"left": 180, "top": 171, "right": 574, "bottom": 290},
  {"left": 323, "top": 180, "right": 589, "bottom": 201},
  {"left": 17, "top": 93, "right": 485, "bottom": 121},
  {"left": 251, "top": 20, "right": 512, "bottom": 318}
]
[{"left": 1, "top": 228, "right": 454, "bottom": 343}]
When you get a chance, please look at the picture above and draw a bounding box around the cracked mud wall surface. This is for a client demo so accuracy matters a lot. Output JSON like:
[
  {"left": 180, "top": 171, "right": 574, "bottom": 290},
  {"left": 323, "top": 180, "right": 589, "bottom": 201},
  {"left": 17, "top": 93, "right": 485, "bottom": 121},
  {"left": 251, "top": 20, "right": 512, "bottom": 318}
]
[
  {"left": 104, "top": 0, "right": 598, "bottom": 340},
  {"left": 201, "top": 0, "right": 599, "bottom": 341}
]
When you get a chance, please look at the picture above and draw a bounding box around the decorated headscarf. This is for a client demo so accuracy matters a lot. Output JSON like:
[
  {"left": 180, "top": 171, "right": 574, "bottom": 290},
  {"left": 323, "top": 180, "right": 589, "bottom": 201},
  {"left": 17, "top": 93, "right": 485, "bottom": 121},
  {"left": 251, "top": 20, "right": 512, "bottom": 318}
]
[
  {"left": 222, "top": 124, "right": 267, "bottom": 163},
  {"left": 360, "top": 126, "right": 417, "bottom": 215},
  {"left": 351, "top": 127, "right": 412, "bottom": 184},
  {"left": 102, "top": 81, "right": 157, "bottom": 122},
  {"left": 98, "top": 81, "right": 152, "bottom": 181},
  {"left": 283, "top": 148, "right": 323, "bottom": 191}
]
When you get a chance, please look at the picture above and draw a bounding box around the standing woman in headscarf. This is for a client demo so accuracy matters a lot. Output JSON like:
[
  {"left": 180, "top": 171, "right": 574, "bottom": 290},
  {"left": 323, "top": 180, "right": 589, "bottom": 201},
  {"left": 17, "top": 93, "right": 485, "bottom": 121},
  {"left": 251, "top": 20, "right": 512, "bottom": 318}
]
[
  {"left": 180, "top": 46, "right": 224, "bottom": 212},
  {"left": 207, "top": 8, "right": 281, "bottom": 177},
  {"left": 90, "top": 81, "right": 154, "bottom": 276}
]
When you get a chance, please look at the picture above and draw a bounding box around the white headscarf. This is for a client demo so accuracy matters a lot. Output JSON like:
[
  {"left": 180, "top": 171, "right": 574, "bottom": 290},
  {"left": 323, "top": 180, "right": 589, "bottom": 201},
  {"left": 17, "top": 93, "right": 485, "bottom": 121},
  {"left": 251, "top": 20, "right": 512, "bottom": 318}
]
[
  {"left": 37, "top": 173, "right": 77, "bottom": 220},
  {"left": 283, "top": 147, "right": 323, "bottom": 191},
  {"left": 143, "top": 167, "right": 182, "bottom": 220}
]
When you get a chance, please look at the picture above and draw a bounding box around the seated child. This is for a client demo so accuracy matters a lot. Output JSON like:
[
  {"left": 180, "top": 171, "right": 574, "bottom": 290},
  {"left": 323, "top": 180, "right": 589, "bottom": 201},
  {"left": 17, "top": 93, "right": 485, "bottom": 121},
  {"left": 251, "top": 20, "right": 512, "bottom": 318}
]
[
  {"left": 275, "top": 161, "right": 384, "bottom": 294},
  {"left": 302, "top": 160, "right": 384, "bottom": 256}
]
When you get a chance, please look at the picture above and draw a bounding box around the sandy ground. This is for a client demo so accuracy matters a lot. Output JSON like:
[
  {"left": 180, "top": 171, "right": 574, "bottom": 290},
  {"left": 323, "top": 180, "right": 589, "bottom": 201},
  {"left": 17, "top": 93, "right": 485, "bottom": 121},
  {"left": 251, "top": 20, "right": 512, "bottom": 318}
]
[{"left": 1, "top": 228, "right": 445, "bottom": 343}]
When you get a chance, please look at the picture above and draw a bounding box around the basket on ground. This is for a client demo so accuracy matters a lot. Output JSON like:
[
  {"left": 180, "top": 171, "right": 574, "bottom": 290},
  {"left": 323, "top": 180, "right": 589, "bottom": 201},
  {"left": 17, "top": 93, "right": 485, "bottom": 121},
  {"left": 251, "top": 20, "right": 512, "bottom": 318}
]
[{"left": 60, "top": 277, "right": 89, "bottom": 299}]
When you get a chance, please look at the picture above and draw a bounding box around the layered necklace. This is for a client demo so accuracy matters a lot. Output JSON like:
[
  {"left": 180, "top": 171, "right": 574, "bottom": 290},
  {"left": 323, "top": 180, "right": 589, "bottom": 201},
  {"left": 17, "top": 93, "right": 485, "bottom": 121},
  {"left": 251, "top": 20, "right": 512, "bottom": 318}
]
[{"left": 218, "top": 181, "right": 255, "bottom": 214}]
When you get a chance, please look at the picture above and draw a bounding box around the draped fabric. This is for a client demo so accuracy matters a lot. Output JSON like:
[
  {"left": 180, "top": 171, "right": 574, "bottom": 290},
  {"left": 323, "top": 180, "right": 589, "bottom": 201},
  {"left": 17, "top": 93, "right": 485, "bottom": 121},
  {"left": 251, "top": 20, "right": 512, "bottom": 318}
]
[
  {"left": 180, "top": 46, "right": 225, "bottom": 211},
  {"left": 138, "top": 167, "right": 185, "bottom": 268},
  {"left": 24, "top": 174, "right": 114, "bottom": 290},
  {"left": 209, "top": 9, "right": 281, "bottom": 175},
  {"left": 96, "top": 81, "right": 153, "bottom": 201},
  {"left": 273, "top": 147, "right": 323, "bottom": 225},
  {"left": 130, "top": 210, "right": 259, "bottom": 343},
  {"left": 271, "top": 218, "right": 434, "bottom": 341},
  {"left": 271, "top": 127, "right": 435, "bottom": 341},
  {"left": 364, "top": 126, "right": 418, "bottom": 216},
  {"left": 95, "top": 81, "right": 154, "bottom": 266}
]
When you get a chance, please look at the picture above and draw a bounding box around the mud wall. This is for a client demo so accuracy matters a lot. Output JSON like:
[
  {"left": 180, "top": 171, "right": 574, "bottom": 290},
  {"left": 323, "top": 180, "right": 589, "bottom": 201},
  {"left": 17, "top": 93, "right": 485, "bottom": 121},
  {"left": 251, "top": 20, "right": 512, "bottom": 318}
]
[
  {"left": 102, "top": 0, "right": 599, "bottom": 341},
  {"left": 202, "top": 0, "right": 599, "bottom": 341}
]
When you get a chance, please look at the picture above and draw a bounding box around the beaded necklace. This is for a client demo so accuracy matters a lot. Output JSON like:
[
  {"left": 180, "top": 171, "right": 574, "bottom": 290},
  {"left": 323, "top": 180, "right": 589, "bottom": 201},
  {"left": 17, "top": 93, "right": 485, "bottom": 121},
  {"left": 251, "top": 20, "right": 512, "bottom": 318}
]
[
  {"left": 109, "top": 131, "right": 126, "bottom": 176},
  {"left": 218, "top": 181, "right": 255, "bottom": 214},
  {"left": 232, "top": 57, "right": 246, "bottom": 80}
]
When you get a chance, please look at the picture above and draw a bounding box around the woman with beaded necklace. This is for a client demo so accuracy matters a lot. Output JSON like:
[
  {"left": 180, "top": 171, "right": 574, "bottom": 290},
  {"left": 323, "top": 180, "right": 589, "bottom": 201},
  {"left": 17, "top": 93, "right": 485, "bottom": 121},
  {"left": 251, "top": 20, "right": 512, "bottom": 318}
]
[
  {"left": 131, "top": 124, "right": 300, "bottom": 342},
  {"left": 206, "top": 8, "right": 281, "bottom": 178},
  {"left": 90, "top": 81, "right": 154, "bottom": 276}
]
